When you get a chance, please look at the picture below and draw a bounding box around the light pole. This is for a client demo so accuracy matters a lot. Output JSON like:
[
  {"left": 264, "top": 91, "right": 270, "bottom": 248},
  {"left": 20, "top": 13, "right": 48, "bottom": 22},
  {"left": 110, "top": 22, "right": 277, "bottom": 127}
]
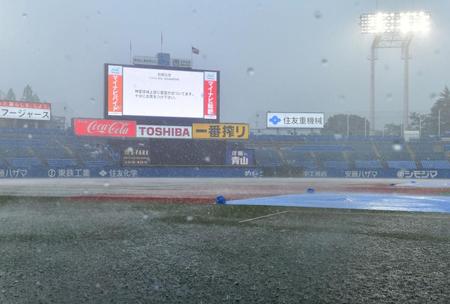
[
  {"left": 364, "top": 118, "right": 367, "bottom": 137},
  {"left": 360, "top": 12, "right": 431, "bottom": 135},
  {"left": 346, "top": 114, "right": 350, "bottom": 137},
  {"left": 438, "top": 109, "right": 441, "bottom": 137},
  {"left": 419, "top": 116, "right": 422, "bottom": 136}
]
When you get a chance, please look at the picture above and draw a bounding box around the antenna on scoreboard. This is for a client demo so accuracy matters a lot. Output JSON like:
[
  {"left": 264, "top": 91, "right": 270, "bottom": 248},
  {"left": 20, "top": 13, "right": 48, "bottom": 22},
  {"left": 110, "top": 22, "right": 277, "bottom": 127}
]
[
  {"left": 129, "top": 40, "right": 133, "bottom": 64},
  {"left": 160, "top": 32, "right": 164, "bottom": 53}
]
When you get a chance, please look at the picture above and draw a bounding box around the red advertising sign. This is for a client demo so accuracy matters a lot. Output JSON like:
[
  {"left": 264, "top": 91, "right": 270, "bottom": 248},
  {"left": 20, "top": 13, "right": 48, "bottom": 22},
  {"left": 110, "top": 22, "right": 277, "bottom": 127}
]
[
  {"left": 203, "top": 72, "right": 217, "bottom": 119},
  {"left": 107, "top": 65, "right": 123, "bottom": 116},
  {"left": 0, "top": 101, "right": 51, "bottom": 109},
  {"left": 73, "top": 119, "right": 136, "bottom": 137}
]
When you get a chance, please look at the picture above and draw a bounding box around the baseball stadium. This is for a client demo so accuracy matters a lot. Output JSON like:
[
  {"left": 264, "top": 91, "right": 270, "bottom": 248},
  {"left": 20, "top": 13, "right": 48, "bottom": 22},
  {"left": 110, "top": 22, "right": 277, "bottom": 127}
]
[{"left": 1, "top": 1, "right": 450, "bottom": 303}]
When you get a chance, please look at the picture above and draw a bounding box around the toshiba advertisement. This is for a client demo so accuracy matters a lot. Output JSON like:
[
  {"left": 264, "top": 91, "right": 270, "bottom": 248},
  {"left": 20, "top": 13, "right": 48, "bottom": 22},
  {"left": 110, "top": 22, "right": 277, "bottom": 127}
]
[
  {"left": 106, "top": 64, "right": 219, "bottom": 124},
  {"left": 136, "top": 125, "right": 192, "bottom": 139}
]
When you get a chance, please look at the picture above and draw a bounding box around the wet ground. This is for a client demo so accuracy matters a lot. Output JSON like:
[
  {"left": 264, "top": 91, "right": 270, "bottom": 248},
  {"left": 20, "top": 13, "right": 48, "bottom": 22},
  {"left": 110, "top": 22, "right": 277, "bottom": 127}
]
[
  {"left": 0, "top": 178, "right": 449, "bottom": 201},
  {"left": 1, "top": 197, "right": 449, "bottom": 303}
]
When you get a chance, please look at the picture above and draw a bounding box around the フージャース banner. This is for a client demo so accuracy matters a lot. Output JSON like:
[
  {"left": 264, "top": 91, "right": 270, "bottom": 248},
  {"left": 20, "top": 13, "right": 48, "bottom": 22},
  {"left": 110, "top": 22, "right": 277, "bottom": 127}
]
[{"left": 0, "top": 100, "right": 51, "bottom": 121}]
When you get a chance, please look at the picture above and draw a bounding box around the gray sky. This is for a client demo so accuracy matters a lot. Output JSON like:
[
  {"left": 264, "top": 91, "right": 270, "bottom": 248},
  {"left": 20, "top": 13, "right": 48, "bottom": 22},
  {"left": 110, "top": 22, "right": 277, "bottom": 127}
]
[{"left": 1, "top": 0, "right": 449, "bottom": 129}]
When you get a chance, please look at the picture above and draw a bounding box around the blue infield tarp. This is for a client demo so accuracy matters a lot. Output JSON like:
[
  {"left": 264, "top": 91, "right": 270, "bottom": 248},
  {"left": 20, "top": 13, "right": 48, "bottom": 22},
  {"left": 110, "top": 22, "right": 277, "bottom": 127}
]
[{"left": 227, "top": 193, "right": 450, "bottom": 214}]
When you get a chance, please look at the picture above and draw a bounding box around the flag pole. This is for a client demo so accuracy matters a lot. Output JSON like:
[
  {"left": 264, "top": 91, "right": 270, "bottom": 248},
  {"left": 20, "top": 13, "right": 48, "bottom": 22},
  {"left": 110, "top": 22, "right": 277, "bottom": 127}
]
[
  {"left": 190, "top": 46, "right": 193, "bottom": 68},
  {"left": 160, "top": 32, "right": 163, "bottom": 53},
  {"left": 129, "top": 40, "right": 133, "bottom": 64}
]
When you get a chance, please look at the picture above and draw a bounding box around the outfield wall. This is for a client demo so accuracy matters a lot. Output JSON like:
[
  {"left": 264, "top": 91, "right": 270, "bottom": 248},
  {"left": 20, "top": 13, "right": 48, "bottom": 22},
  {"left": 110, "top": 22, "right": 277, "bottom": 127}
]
[
  {"left": 0, "top": 166, "right": 263, "bottom": 179},
  {"left": 0, "top": 166, "right": 446, "bottom": 179}
]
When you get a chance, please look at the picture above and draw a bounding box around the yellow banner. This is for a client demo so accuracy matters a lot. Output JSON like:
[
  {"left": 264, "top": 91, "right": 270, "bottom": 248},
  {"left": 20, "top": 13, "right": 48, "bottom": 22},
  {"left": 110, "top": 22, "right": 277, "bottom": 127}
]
[{"left": 192, "top": 123, "right": 249, "bottom": 140}]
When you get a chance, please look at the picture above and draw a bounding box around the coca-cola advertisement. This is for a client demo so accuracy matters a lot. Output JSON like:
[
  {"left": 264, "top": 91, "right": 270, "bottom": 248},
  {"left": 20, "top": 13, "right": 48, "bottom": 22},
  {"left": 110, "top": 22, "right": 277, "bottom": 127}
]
[{"left": 73, "top": 118, "right": 136, "bottom": 138}]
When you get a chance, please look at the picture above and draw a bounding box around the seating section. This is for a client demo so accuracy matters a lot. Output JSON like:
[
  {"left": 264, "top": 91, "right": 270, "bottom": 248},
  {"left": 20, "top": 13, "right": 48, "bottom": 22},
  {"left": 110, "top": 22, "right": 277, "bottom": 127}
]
[
  {"left": 6, "top": 157, "right": 42, "bottom": 167},
  {"left": 254, "top": 149, "right": 282, "bottom": 167},
  {"left": 47, "top": 159, "right": 78, "bottom": 167},
  {"left": 386, "top": 161, "right": 417, "bottom": 169},
  {"left": 323, "top": 161, "right": 350, "bottom": 169},
  {"left": 1, "top": 127, "right": 450, "bottom": 171},
  {"left": 0, "top": 128, "right": 117, "bottom": 168},
  {"left": 421, "top": 160, "right": 450, "bottom": 169},
  {"left": 376, "top": 142, "right": 412, "bottom": 160},
  {"left": 355, "top": 160, "right": 383, "bottom": 169},
  {"left": 248, "top": 135, "right": 450, "bottom": 171}
]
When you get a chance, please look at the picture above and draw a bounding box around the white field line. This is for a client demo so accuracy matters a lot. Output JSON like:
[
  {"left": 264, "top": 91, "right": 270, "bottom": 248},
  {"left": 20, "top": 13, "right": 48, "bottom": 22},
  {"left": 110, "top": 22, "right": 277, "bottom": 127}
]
[{"left": 238, "top": 211, "right": 289, "bottom": 223}]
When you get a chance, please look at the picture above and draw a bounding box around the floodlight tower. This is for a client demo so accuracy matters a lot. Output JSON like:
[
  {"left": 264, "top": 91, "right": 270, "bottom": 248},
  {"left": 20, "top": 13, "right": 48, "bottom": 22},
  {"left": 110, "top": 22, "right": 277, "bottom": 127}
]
[{"left": 360, "top": 11, "right": 431, "bottom": 135}]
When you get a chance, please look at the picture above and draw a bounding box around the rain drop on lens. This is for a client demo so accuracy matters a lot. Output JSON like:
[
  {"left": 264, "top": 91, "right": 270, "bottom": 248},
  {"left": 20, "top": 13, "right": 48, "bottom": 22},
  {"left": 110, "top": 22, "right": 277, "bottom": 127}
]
[
  {"left": 186, "top": 216, "right": 194, "bottom": 222},
  {"left": 314, "top": 10, "right": 322, "bottom": 19},
  {"left": 321, "top": 58, "right": 328, "bottom": 66},
  {"left": 27, "top": 134, "right": 33, "bottom": 139},
  {"left": 247, "top": 67, "right": 255, "bottom": 76},
  {"left": 392, "top": 144, "right": 402, "bottom": 152}
]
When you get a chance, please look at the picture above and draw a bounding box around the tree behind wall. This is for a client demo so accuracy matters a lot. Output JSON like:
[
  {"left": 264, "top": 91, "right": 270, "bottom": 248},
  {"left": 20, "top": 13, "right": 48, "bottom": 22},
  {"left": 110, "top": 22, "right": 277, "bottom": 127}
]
[
  {"left": 430, "top": 86, "right": 450, "bottom": 136},
  {"left": 5, "top": 88, "right": 16, "bottom": 100},
  {"left": 322, "top": 114, "right": 370, "bottom": 136},
  {"left": 21, "top": 85, "right": 33, "bottom": 101}
]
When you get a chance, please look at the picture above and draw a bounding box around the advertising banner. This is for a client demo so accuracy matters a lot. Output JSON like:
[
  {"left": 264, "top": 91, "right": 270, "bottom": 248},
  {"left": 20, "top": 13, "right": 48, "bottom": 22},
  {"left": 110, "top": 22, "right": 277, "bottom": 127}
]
[
  {"left": 226, "top": 149, "right": 254, "bottom": 166},
  {"left": 267, "top": 112, "right": 324, "bottom": 129},
  {"left": 192, "top": 123, "right": 249, "bottom": 140},
  {"left": 73, "top": 118, "right": 136, "bottom": 138},
  {"left": 107, "top": 65, "right": 123, "bottom": 116},
  {"left": 203, "top": 72, "right": 218, "bottom": 119},
  {"left": 136, "top": 125, "right": 192, "bottom": 139},
  {"left": 0, "top": 100, "right": 51, "bottom": 121},
  {"left": 122, "top": 146, "right": 151, "bottom": 166}
]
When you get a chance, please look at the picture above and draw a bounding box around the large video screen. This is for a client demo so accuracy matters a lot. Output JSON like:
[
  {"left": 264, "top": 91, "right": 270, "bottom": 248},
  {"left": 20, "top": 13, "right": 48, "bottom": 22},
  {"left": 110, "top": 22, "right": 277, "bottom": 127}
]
[{"left": 105, "top": 64, "right": 219, "bottom": 123}]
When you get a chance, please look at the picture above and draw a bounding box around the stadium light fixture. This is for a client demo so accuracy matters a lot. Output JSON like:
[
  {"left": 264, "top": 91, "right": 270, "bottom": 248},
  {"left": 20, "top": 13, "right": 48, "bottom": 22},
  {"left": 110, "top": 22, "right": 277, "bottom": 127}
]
[
  {"left": 360, "top": 11, "right": 431, "bottom": 136},
  {"left": 360, "top": 11, "right": 431, "bottom": 35}
]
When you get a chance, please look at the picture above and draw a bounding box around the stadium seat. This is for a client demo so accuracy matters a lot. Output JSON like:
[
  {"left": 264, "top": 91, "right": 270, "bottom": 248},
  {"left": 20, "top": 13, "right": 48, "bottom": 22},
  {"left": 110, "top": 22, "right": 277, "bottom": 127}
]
[
  {"left": 355, "top": 160, "right": 383, "bottom": 169},
  {"left": 386, "top": 161, "right": 417, "bottom": 169},
  {"left": 421, "top": 160, "right": 450, "bottom": 169}
]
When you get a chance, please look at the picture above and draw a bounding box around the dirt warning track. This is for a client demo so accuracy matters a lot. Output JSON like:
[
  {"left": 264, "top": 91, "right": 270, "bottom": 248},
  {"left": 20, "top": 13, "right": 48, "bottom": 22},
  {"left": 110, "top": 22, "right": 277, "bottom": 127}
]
[{"left": 0, "top": 178, "right": 449, "bottom": 202}]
